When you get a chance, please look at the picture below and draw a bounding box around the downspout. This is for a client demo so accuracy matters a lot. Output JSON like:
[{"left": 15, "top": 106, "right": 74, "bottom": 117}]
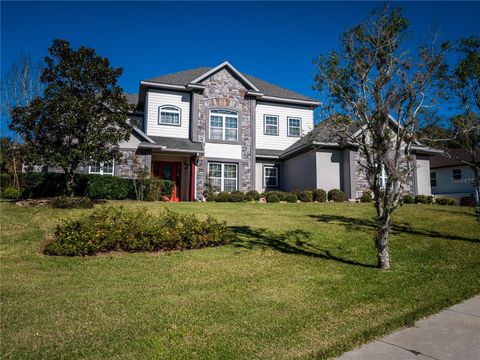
[{"left": 190, "top": 155, "right": 195, "bottom": 202}]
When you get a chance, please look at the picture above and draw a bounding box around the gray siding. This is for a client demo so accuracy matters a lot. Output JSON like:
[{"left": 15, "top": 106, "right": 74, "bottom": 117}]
[
  {"left": 415, "top": 156, "right": 432, "bottom": 195},
  {"left": 283, "top": 150, "right": 316, "bottom": 191},
  {"left": 316, "top": 149, "right": 343, "bottom": 192}
]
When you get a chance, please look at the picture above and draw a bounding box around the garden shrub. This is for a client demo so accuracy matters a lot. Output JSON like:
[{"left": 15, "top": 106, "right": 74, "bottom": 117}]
[
  {"left": 266, "top": 193, "right": 280, "bottom": 203},
  {"left": 228, "top": 192, "right": 245, "bottom": 202},
  {"left": 215, "top": 192, "right": 231, "bottom": 202},
  {"left": 460, "top": 196, "right": 476, "bottom": 207},
  {"left": 312, "top": 189, "right": 327, "bottom": 202},
  {"left": 298, "top": 191, "right": 313, "bottom": 202},
  {"left": 285, "top": 193, "right": 298, "bottom": 203},
  {"left": 50, "top": 196, "right": 94, "bottom": 209},
  {"left": 86, "top": 175, "right": 133, "bottom": 200},
  {"left": 0, "top": 173, "right": 12, "bottom": 188},
  {"left": 436, "top": 197, "right": 456, "bottom": 206},
  {"left": 245, "top": 190, "right": 260, "bottom": 201},
  {"left": 1, "top": 186, "right": 21, "bottom": 199},
  {"left": 360, "top": 191, "right": 372, "bottom": 203},
  {"left": 43, "top": 207, "right": 231, "bottom": 256},
  {"left": 402, "top": 195, "right": 414, "bottom": 204},
  {"left": 414, "top": 195, "right": 432, "bottom": 204},
  {"left": 19, "top": 173, "right": 67, "bottom": 198},
  {"left": 328, "top": 189, "right": 345, "bottom": 202}
]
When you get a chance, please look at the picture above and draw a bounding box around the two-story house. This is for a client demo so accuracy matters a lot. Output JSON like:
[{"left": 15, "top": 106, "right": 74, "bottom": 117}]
[{"left": 101, "top": 61, "right": 436, "bottom": 201}]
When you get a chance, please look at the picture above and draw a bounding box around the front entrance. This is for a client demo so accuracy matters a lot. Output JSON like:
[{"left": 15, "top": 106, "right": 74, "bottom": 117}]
[{"left": 153, "top": 161, "right": 182, "bottom": 202}]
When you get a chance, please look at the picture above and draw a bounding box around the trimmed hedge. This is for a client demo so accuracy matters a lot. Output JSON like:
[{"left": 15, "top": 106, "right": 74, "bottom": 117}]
[
  {"left": 360, "top": 191, "right": 372, "bottom": 203},
  {"left": 414, "top": 195, "right": 433, "bottom": 204},
  {"left": 245, "top": 190, "right": 260, "bottom": 201},
  {"left": 460, "top": 196, "right": 476, "bottom": 207},
  {"left": 44, "top": 207, "right": 231, "bottom": 256},
  {"left": 266, "top": 193, "right": 280, "bottom": 203},
  {"left": 1, "top": 186, "right": 21, "bottom": 199},
  {"left": 313, "top": 189, "right": 327, "bottom": 202},
  {"left": 286, "top": 194, "right": 298, "bottom": 203},
  {"left": 328, "top": 189, "right": 345, "bottom": 203},
  {"left": 402, "top": 195, "right": 414, "bottom": 204},
  {"left": 50, "top": 196, "right": 94, "bottom": 209},
  {"left": 436, "top": 197, "right": 456, "bottom": 206},
  {"left": 298, "top": 191, "right": 313, "bottom": 202}
]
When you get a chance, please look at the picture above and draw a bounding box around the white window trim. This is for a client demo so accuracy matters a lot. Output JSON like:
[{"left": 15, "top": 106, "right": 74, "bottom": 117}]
[
  {"left": 158, "top": 105, "right": 181, "bottom": 126},
  {"left": 89, "top": 161, "right": 114, "bottom": 176},
  {"left": 287, "top": 117, "right": 302, "bottom": 137},
  {"left": 430, "top": 171, "right": 437, "bottom": 187},
  {"left": 452, "top": 169, "right": 462, "bottom": 180},
  {"left": 208, "top": 162, "right": 238, "bottom": 191},
  {"left": 209, "top": 109, "right": 238, "bottom": 141},
  {"left": 264, "top": 166, "right": 279, "bottom": 188},
  {"left": 380, "top": 165, "right": 387, "bottom": 188},
  {"left": 264, "top": 115, "right": 279, "bottom": 136}
]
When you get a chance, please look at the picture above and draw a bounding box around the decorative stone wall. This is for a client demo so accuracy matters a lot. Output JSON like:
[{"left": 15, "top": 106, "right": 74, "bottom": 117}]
[
  {"left": 116, "top": 149, "right": 151, "bottom": 178},
  {"left": 354, "top": 150, "right": 414, "bottom": 198},
  {"left": 195, "top": 68, "right": 254, "bottom": 198}
]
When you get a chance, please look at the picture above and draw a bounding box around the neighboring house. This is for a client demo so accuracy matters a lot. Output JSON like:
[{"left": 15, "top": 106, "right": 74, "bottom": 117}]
[
  {"left": 430, "top": 149, "right": 478, "bottom": 203},
  {"left": 75, "top": 61, "right": 438, "bottom": 201}
]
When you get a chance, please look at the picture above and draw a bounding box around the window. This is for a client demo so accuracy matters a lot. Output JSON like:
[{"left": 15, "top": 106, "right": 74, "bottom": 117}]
[
  {"left": 89, "top": 161, "right": 114, "bottom": 176},
  {"left": 209, "top": 109, "right": 238, "bottom": 141},
  {"left": 287, "top": 117, "right": 301, "bottom": 137},
  {"left": 264, "top": 166, "right": 279, "bottom": 188},
  {"left": 452, "top": 169, "right": 462, "bottom": 180},
  {"left": 430, "top": 172, "right": 437, "bottom": 187},
  {"left": 264, "top": 115, "right": 279, "bottom": 135},
  {"left": 159, "top": 105, "right": 181, "bottom": 126},
  {"left": 380, "top": 165, "right": 387, "bottom": 188},
  {"left": 208, "top": 162, "right": 238, "bottom": 191}
]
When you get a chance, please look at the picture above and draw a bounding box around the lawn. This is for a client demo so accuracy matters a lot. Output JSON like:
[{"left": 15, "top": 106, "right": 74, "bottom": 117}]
[{"left": 1, "top": 201, "right": 479, "bottom": 359}]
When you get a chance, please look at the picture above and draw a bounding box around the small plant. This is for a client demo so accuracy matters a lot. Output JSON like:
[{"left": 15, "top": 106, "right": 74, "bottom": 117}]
[
  {"left": 50, "top": 196, "right": 94, "bottom": 209},
  {"left": 414, "top": 195, "right": 432, "bottom": 204},
  {"left": 402, "top": 195, "right": 414, "bottom": 204},
  {"left": 460, "top": 196, "right": 476, "bottom": 207},
  {"left": 360, "top": 191, "right": 372, "bottom": 203},
  {"left": 312, "top": 189, "right": 327, "bottom": 202},
  {"left": 1, "top": 186, "right": 21, "bottom": 199},
  {"left": 228, "top": 192, "right": 245, "bottom": 202},
  {"left": 266, "top": 193, "right": 280, "bottom": 203},
  {"left": 245, "top": 190, "right": 260, "bottom": 201},
  {"left": 215, "top": 192, "right": 231, "bottom": 202},
  {"left": 328, "top": 189, "right": 345, "bottom": 202},
  {"left": 285, "top": 193, "right": 298, "bottom": 203},
  {"left": 298, "top": 191, "right": 313, "bottom": 202},
  {"left": 436, "top": 197, "right": 456, "bottom": 206}
]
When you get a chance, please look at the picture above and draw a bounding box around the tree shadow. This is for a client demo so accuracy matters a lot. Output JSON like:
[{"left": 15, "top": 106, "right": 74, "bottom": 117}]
[
  {"left": 230, "top": 226, "right": 376, "bottom": 268},
  {"left": 308, "top": 214, "right": 479, "bottom": 243},
  {"left": 427, "top": 207, "right": 477, "bottom": 217}
]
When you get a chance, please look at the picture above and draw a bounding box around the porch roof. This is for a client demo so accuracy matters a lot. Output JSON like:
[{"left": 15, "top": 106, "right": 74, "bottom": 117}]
[{"left": 139, "top": 136, "right": 204, "bottom": 154}]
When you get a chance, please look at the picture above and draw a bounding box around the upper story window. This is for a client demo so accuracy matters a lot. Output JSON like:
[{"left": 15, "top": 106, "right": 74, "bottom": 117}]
[
  {"left": 430, "top": 172, "right": 437, "bottom": 187},
  {"left": 264, "top": 166, "right": 279, "bottom": 188},
  {"left": 89, "top": 161, "right": 114, "bottom": 176},
  {"left": 452, "top": 169, "right": 462, "bottom": 180},
  {"left": 209, "top": 109, "right": 238, "bottom": 141},
  {"left": 287, "top": 117, "right": 301, "bottom": 137},
  {"left": 208, "top": 162, "right": 238, "bottom": 192},
  {"left": 264, "top": 115, "right": 279, "bottom": 135},
  {"left": 159, "top": 105, "right": 181, "bottom": 126}
]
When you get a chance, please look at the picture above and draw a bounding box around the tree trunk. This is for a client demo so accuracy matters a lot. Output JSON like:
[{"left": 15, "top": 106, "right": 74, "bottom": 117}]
[
  {"left": 65, "top": 170, "right": 75, "bottom": 197},
  {"left": 374, "top": 201, "right": 391, "bottom": 269}
]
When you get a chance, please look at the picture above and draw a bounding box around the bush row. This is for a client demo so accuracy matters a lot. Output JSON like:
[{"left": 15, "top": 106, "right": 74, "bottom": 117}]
[
  {"left": 0, "top": 172, "right": 174, "bottom": 200},
  {"left": 44, "top": 207, "right": 231, "bottom": 256},
  {"left": 206, "top": 188, "right": 345, "bottom": 203}
]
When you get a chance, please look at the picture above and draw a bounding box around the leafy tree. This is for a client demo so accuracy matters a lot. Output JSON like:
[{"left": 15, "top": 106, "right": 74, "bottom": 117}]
[
  {"left": 9, "top": 40, "right": 132, "bottom": 195},
  {"left": 314, "top": 6, "right": 446, "bottom": 269}
]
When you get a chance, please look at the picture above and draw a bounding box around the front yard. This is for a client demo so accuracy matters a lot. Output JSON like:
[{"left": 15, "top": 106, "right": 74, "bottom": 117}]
[{"left": 1, "top": 201, "right": 479, "bottom": 359}]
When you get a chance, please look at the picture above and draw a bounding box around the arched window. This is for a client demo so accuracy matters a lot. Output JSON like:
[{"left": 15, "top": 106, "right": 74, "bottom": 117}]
[
  {"left": 209, "top": 109, "right": 238, "bottom": 141},
  {"left": 158, "top": 105, "right": 181, "bottom": 126}
]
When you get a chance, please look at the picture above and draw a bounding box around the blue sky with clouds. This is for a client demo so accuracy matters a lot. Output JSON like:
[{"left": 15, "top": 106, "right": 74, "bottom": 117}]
[{"left": 1, "top": 1, "right": 479, "bottom": 134}]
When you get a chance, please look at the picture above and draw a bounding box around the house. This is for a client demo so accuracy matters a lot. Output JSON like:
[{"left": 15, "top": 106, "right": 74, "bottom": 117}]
[
  {"left": 91, "top": 61, "right": 436, "bottom": 201},
  {"left": 430, "top": 149, "right": 478, "bottom": 203}
]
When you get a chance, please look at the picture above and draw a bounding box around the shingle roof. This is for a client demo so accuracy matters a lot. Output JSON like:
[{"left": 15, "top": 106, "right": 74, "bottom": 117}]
[
  {"left": 256, "top": 149, "right": 284, "bottom": 157},
  {"left": 145, "top": 66, "right": 317, "bottom": 102},
  {"left": 145, "top": 136, "right": 204, "bottom": 152},
  {"left": 430, "top": 149, "right": 475, "bottom": 168}
]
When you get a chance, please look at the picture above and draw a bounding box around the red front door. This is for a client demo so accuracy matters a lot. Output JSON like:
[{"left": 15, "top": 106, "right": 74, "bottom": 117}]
[{"left": 153, "top": 161, "right": 182, "bottom": 202}]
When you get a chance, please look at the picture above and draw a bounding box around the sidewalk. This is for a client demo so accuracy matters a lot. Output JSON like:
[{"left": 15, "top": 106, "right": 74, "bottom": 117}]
[{"left": 337, "top": 295, "right": 480, "bottom": 360}]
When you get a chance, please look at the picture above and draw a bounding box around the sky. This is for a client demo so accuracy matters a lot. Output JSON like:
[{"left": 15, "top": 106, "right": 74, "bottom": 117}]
[{"left": 1, "top": 1, "right": 479, "bottom": 135}]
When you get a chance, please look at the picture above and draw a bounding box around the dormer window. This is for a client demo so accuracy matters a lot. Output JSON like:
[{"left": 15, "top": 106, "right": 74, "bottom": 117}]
[
  {"left": 209, "top": 109, "right": 238, "bottom": 141},
  {"left": 159, "top": 105, "right": 181, "bottom": 126}
]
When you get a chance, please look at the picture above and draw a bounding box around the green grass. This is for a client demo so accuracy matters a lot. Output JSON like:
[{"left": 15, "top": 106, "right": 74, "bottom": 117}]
[{"left": 1, "top": 201, "right": 479, "bottom": 359}]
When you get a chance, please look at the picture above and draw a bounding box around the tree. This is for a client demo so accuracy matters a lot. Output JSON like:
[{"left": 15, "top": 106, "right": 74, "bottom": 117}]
[
  {"left": 313, "top": 6, "right": 446, "bottom": 269},
  {"left": 9, "top": 40, "right": 133, "bottom": 195}
]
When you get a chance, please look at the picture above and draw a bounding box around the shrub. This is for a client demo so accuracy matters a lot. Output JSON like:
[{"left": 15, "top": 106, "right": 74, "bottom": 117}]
[
  {"left": 266, "top": 193, "right": 280, "bottom": 203},
  {"left": 328, "top": 189, "right": 345, "bottom": 202},
  {"left": 460, "top": 196, "right": 476, "bottom": 207},
  {"left": 50, "top": 196, "right": 94, "bottom": 209},
  {"left": 414, "top": 195, "right": 432, "bottom": 204},
  {"left": 205, "top": 193, "right": 217, "bottom": 202},
  {"left": 1, "top": 186, "right": 21, "bottom": 199},
  {"left": 0, "top": 173, "right": 12, "bottom": 188},
  {"left": 360, "top": 191, "right": 372, "bottom": 203},
  {"left": 228, "top": 192, "right": 245, "bottom": 202},
  {"left": 86, "top": 175, "right": 132, "bottom": 200},
  {"left": 313, "top": 189, "right": 327, "bottom": 202},
  {"left": 436, "top": 197, "right": 456, "bottom": 206},
  {"left": 19, "top": 173, "right": 67, "bottom": 198},
  {"left": 43, "top": 207, "right": 231, "bottom": 256},
  {"left": 285, "top": 194, "right": 298, "bottom": 203},
  {"left": 402, "top": 195, "right": 414, "bottom": 204},
  {"left": 215, "top": 192, "right": 231, "bottom": 202},
  {"left": 298, "top": 191, "right": 313, "bottom": 202},
  {"left": 245, "top": 190, "right": 260, "bottom": 201}
]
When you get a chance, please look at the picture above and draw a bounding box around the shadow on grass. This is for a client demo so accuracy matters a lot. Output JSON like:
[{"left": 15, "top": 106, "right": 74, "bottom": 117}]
[
  {"left": 308, "top": 214, "right": 479, "bottom": 243},
  {"left": 230, "top": 226, "right": 376, "bottom": 268}
]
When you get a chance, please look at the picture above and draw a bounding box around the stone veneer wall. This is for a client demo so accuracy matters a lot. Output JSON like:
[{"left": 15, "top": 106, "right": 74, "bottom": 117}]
[
  {"left": 115, "top": 149, "right": 151, "bottom": 178},
  {"left": 195, "top": 68, "right": 254, "bottom": 198},
  {"left": 354, "top": 150, "right": 414, "bottom": 198}
]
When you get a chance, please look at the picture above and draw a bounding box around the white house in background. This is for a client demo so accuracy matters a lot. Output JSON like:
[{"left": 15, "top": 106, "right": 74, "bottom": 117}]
[
  {"left": 82, "top": 61, "right": 436, "bottom": 201},
  {"left": 430, "top": 149, "right": 478, "bottom": 203}
]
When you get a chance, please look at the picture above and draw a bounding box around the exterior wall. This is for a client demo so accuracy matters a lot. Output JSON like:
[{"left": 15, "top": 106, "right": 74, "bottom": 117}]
[
  {"left": 255, "top": 101, "right": 314, "bottom": 150},
  {"left": 195, "top": 68, "right": 254, "bottom": 197},
  {"left": 283, "top": 150, "right": 316, "bottom": 191},
  {"left": 145, "top": 89, "right": 191, "bottom": 138},
  {"left": 431, "top": 165, "right": 476, "bottom": 198},
  {"left": 316, "top": 149, "right": 343, "bottom": 192},
  {"left": 415, "top": 156, "right": 431, "bottom": 195},
  {"left": 255, "top": 159, "right": 283, "bottom": 193}
]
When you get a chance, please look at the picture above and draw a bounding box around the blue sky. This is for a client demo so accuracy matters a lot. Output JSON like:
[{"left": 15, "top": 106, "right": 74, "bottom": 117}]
[{"left": 1, "top": 1, "right": 479, "bottom": 134}]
